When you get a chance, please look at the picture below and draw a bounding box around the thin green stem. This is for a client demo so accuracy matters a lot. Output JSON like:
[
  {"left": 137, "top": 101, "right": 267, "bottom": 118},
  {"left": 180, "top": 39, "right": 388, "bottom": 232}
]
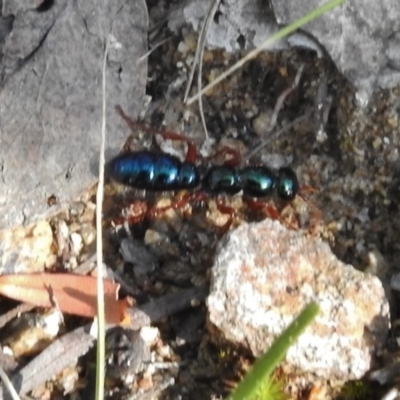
[
  {"left": 229, "top": 302, "right": 320, "bottom": 400},
  {"left": 186, "top": 0, "right": 346, "bottom": 105}
]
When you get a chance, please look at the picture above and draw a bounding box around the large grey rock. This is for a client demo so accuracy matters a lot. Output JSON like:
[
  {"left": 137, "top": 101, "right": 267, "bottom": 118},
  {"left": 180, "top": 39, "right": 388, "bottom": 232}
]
[
  {"left": 271, "top": 0, "right": 400, "bottom": 105},
  {"left": 169, "top": 0, "right": 400, "bottom": 105},
  {"left": 207, "top": 219, "right": 390, "bottom": 382},
  {"left": 0, "top": 0, "right": 148, "bottom": 230},
  {"left": 169, "top": 0, "right": 283, "bottom": 53}
]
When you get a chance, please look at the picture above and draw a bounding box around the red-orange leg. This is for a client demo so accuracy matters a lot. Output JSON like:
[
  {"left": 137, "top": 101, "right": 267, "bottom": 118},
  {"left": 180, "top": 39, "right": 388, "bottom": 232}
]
[
  {"left": 214, "top": 197, "right": 237, "bottom": 233},
  {"left": 115, "top": 105, "right": 144, "bottom": 151},
  {"left": 147, "top": 191, "right": 208, "bottom": 219},
  {"left": 115, "top": 105, "right": 197, "bottom": 163},
  {"left": 207, "top": 146, "right": 242, "bottom": 167},
  {"left": 244, "top": 198, "right": 280, "bottom": 220},
  {"left": 111, "top": 191, "right": 208, "bottom": 228},
  {"left": 147, "top": 192, "right": 236, "bottom": 234},
  {"left": 297, "top": 184, "right": 322, "bottom": 232},
  {"left": 156, "top": 131, "right": 197, "bottom": 163},
  {"left": 297, "top": 184, "right": 318, "bottom": 203},
  {"left": 245, "top": 197, "right": 305, "bottom": 230},
  {"left": 112, "top": 200, "right": 149, "bottom": 226}
]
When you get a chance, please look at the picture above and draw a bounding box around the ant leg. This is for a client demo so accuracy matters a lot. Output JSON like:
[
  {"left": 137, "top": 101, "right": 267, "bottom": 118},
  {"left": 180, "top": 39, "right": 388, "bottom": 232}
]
[
  {"left": 246, "top": 198, "right": 301, "bottom": 230},
  {"left": 112, "top": 200, "right": 149, "bottom": 226},
  {"left": 115, "top": 105, "right": 140, "bottom": 132},
  {"left": 160, "top": 192, "right": 237, "bottom": 233},
  {"left": 298, "top": 184, "right": 318, "bottom": 202},
  {"left": 297, "top": 185, "right": 323, "bottom": 232},
  {"left": 115, "top": 105, "right": 197, "bottom": 163},
  {"left": 110, "top": 191, "right": 206, "bottom": 228},
  {"left": 296, "top": 184, "right": 321, "bottom": 221},
  {"left": 202, "top": 195, "right": 237, "bottom": 234},
  {"left": 156, "top": 131, "right": 197, "bottom": 163},
  {"left": 147, "top": 191, "right": 208, "bottom": 219},
  {"left": 113, "top": 192, "right": 202, "bottom": 226},
  {"left": 115, "top": 106, "right": 142, "bottom": 151},
  {"left": 207, "top": 146, "right": 242, "bottom": 167},
  {"left": 214, "top": 198, "right": 236, "bottom": 233},
  {"left": 148, "top": 192, "right": 235, "bottom": 234},
  {"left": 244, "top": 198, "right": 280, "bottom": 220}
]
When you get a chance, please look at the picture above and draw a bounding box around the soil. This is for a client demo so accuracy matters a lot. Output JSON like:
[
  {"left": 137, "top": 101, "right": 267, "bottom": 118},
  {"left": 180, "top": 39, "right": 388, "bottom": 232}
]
[{"left": 1, "top": 3, "right": 400, "bottom": 400}]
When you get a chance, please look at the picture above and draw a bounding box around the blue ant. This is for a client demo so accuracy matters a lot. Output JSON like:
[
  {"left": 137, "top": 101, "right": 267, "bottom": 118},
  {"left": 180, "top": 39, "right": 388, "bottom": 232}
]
[{"left": 109, "top": 106, "right": 302, "bottom": 228}]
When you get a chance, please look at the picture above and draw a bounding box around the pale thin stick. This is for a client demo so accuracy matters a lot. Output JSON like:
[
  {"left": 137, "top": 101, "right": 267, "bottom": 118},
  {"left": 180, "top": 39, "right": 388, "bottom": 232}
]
[
  {"left": 0, "top": 365, "right": 20, "bottom": 400},
  {"left": 242, "top": 111, "right": 311, "bottom": 163},
  {"left": 95, "top": 33, "right": 110, "bottom": 400},
  {"left": 183, "top": 0, "right": 221, "bottom": 103},
  {"left": 137, "top": 36, "right": 172, "bottom": 64},
  {"left": 184, "top": 0, "right": 221, "bottom": 140},
  {"left": 197, "top": 0, "right": 221, "bottom": 140},
  {"left": 186, "top": 0, "right": 345, "bottom": 105},
  {"left": 314, "top": 71, "right": 332, "bottom": 139},
  {"left": 197, "top": 47, "right": 210, "bottom": 140},
  {"left": 242, "top": 65, "right": 307, "bottom": 164},
  {"left": 268, "top": 64, "right": 304, "bottom": 132},
  {"left": 381, "top": 388, "right": 399, "bottom": 400}
]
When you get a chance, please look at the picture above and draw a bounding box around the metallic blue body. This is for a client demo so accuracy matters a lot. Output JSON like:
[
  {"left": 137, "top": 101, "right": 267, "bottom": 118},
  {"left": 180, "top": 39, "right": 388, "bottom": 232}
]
[
  {"left": 202, "top": 165, "right": 297, "bottom": 200},
  {"left": 109, "top": 151, "right": 200, "bottom": 190},
  {"left": 239, "top": 166, "right": 276, "bottom": 197},
  {"left": 109, "top": 151, "right": 298, "bottom": 200},
  {"left": 203, "top": 166, "right": 241, "bottom": 194}
]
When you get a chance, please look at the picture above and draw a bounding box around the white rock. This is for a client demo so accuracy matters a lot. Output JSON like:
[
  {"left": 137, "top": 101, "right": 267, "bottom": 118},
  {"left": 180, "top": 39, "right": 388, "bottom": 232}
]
[{"left": 207, "top": 219, "right": 390, "bottom": 382}]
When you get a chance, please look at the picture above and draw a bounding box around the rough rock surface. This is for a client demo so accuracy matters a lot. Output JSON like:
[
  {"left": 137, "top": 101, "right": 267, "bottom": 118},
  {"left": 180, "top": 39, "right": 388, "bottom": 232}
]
[
  {"left": 0, "top": 0, "right": 148, "bottom": 230},
  {"left": 207, "top": 219, "right": 390, "bottom": 381},
  {"left": 272, "top": 0, "right": 400, "bottom": 105},
  {"left": 169, "top": 0, "right": 400, "bottom": 105},
  {"left": 0, "top": 220, "right": 55, "bottom": 274}
]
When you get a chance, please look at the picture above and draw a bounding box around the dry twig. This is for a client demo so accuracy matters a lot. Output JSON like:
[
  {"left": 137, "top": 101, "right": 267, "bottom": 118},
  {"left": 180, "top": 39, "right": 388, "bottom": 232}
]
[{"left": 184, "top": 0, "right": 221, "bottom": 140}]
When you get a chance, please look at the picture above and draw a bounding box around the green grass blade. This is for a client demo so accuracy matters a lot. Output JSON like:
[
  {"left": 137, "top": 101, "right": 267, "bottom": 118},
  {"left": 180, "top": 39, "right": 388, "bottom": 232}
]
[
  {"left": 187, "top": 0, "right": 346, "bottom": 105},
  {"left": 229, "top": 302, "right": 320, "bottom": 400}
]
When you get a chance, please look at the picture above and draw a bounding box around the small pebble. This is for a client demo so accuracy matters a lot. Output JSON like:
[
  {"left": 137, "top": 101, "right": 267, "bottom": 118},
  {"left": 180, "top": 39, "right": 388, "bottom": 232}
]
[
  {"left": 69, "top": 201, "right": 85, "bottom": 217},
  {"left": 144, "top": 229, "right": 163, "bottom": 245},
  {"left": 0, "top": 221, "right": 55, "bottom": 274},
  {"left": 70, "top": 232, "right": 83, "bottom": 256},
  {"left": 80, "top": 222, "right": 96, "bottom": 246},
  {"left": 252, "top": 110, "right": 271, "bottom": 136}
]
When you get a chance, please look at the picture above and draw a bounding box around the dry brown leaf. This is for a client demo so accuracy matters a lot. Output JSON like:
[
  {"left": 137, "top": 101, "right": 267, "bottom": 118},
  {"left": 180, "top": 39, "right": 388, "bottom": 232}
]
[{"left": 0, "top": 273, "right": 128, "bottom": 324}]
